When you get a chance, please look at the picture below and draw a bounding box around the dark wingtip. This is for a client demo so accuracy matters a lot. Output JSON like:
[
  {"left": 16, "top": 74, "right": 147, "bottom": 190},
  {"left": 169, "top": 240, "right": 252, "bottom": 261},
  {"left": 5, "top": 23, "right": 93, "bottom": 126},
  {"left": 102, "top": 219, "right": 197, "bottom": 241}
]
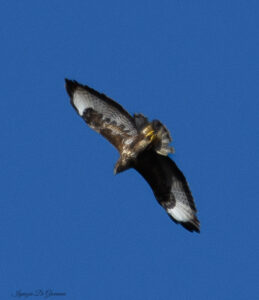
[
  {"left": 65, "top": 78, "right": 79, "bottom": 97},
  {"left": 181, "top": 220, "right": 200, "bottom": 233},
  {"left": 182, "top": 215, "right": 200, "bottom": 233},
  {"left": 169, "top": 215, "right": 200, "bottom": 233}
]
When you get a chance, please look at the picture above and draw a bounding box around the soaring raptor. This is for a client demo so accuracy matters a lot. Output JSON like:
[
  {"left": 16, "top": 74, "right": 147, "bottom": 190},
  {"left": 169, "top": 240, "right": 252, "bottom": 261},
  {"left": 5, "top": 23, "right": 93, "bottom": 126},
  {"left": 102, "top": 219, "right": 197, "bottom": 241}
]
[{"left": 65, "top": 79, "right": 200, "bottom": 233}]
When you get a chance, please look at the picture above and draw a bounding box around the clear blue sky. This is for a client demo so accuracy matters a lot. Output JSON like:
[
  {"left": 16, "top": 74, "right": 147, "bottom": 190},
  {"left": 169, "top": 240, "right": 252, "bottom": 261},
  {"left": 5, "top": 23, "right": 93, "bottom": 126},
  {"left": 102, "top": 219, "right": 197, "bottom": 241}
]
[{"left": 1, "top": 1, "right": 258, "bottom": 299}]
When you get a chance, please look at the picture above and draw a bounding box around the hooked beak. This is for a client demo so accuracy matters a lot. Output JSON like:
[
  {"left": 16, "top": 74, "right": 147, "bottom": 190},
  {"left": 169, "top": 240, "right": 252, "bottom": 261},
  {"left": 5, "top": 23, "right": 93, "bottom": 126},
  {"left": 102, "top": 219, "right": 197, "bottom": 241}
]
[
  {"left": 114, "top": 167, "right": 118, "bottom": 175},
  {"left": 114, "top": 164, "right": 123, "bottom": 175},
  {"left": 114, "top": 159, "right": 130, "bottom": 175}
]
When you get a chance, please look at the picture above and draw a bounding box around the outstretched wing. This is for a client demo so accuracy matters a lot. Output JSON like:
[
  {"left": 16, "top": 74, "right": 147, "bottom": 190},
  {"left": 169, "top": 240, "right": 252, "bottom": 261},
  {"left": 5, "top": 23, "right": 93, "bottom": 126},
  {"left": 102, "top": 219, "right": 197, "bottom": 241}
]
[
  {"left": 134, "top": 149, "right": 200, "bottom": 232},
  {"left": 65, "top": 79, "right": 138, "bottom": 152}
]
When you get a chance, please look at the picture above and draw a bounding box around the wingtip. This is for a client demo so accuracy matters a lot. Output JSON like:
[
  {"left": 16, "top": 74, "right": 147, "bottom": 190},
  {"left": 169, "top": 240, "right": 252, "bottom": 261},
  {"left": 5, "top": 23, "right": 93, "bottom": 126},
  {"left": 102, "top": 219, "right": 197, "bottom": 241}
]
[
  {"left": 182, "top": 220, "right": 200, "bottom": 233},
  {"left": 181, "top": 214, "right": 200, "bottom": 233},
  {"left": 169, "top": 215, "right": 200, "bottom": 233},
  {"left": 65, "top": 78, "right": 78, "bottom": 97}
]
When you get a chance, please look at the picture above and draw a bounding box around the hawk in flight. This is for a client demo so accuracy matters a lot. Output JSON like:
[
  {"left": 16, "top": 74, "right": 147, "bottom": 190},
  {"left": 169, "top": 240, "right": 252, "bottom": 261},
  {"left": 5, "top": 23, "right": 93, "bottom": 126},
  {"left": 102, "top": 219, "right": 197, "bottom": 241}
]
[{"left": 65, "top": 79, "right": 200, "bottom": 233}]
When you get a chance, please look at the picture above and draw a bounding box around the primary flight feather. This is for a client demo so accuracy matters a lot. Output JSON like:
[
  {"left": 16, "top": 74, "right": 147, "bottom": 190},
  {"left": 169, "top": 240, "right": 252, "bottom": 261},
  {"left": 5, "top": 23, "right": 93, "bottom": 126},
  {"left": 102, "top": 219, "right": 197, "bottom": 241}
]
[{"left": 65, "top": 79, "right": 200, "bottom": 233}]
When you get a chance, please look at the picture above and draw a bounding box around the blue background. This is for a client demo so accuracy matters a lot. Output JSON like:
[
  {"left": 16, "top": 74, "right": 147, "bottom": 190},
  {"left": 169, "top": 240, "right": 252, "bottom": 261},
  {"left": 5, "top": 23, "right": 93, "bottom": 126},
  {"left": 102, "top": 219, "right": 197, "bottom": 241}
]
[{"left": 1, "top": 1, "right": 258, "bottom": 299}]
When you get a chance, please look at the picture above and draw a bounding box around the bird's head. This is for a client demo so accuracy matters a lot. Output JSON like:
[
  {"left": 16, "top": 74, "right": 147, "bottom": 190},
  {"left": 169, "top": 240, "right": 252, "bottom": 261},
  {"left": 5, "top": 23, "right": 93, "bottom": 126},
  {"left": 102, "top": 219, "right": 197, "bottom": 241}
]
[{"left": 114, "top": 157, "right": 132, "bottom": 175}]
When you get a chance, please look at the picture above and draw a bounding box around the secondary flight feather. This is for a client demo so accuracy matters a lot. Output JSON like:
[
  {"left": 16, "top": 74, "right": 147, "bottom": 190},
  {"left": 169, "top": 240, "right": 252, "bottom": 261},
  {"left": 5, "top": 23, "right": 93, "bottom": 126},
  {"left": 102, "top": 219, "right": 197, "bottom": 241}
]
[{"left": 65, "top": 79, "right": 200, "bottom": 233}]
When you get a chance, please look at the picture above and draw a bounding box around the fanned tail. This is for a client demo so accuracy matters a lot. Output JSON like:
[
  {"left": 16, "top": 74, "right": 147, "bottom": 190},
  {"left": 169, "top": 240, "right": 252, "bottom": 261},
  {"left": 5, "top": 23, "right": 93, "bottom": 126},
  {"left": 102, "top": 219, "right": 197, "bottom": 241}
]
[{"left": 152, "top": 120, "right": 174, "bottom": 156}]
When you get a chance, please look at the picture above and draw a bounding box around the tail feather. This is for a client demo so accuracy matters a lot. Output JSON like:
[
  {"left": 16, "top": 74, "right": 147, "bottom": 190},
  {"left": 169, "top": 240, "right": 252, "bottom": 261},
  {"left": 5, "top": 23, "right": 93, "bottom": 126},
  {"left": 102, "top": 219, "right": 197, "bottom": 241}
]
[
  {"left": 133, "top": 113, "right": 149, "bottom": 130},
  {"left": 152, "top": 120, "right": 174, "bottom": 156}
]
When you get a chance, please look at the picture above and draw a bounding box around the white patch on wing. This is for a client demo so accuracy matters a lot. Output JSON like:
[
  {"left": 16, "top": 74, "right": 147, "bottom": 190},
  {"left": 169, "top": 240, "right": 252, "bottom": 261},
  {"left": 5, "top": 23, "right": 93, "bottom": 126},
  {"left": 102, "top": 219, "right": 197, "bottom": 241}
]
[
  {"left": 73, "top": 92, "right": 93, "bottom": 116},
  {"left": 167, "top": 201, "right": 193, "bottom": 222},
  {"left": 72, "top": 89, "right": 137, "bottom": 137}
]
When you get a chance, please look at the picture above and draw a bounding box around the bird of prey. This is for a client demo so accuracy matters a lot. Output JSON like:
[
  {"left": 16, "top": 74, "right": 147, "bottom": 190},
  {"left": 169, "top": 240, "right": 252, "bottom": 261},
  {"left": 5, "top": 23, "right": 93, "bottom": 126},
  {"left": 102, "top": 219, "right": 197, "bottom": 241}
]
[{"left": 65, "top": 79, "right": 200, "bottom": 233}]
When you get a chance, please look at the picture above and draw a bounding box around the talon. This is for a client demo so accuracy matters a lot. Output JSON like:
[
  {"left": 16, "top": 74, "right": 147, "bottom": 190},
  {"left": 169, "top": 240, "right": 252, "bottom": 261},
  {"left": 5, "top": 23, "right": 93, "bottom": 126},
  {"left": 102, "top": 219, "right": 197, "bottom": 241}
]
[
  {"left": 146, "top": 130, "right": 154, "bottom": 137},
  {"left": 142, "top": 125, "right": 156, "bottom": 142},
  {"left": 146, "top": 130, "right": 156, "bottom": 141}
]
